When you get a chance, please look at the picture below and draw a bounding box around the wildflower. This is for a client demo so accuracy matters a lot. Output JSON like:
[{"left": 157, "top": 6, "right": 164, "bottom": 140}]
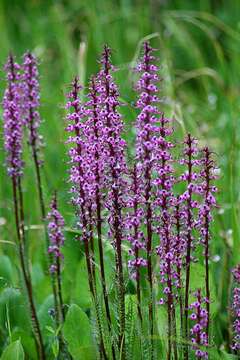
[
  {"left": 154, "top": 111, "right": 177, "bottom": 359},
  {"left": 189, "top": 289, "right": 208, "bottom": 359},
  {"left": 134, "top": 41, "right": 162, "bottom": 343},
  {"left": 180, "top": 134, "right": 201, "bottom": 346},
  {"left": 126, "top": 163, "right": 146, "bottom": 275},
  {"left": 22, "top": 52, "right": 43, "bottom": 155},
  {"left": 96, "top": 45, "right": 127, "bottom": 207},
  {"left": 125, "top": 163, "right": 146, "bottom": 322},
  {"left": 231, "top": 265, "right": 240, "bottom": 352},
  {"left": 3, "top": 54, "right": 45, "bottom": 360},
  {"left": 155, "top": 114, "right": 176, "bottom": 302},
  {"left": 198, "top": 147, "right": 218, "bottom": 339},
  {"left": 135, "top": 41, "right": 161, "bottom": 265},
  {"left": 84, "top": 76, "right": 105, "bottom": 204},
  {"left": 84, "top": 76, "right": 117, "bottom": 358},
  {"left": 173, "top": 196, "right": 186, "bottom": 288},
  {"left": 96, "top": 45, "right": 127, "bottom": 353},
  {"left": 47, "top": 193, "right": 65, "bottom": 271},
  {"left": 3, "top": 54, "right": 23, "bottom": 178},
  {"left": 65, "top": 77, "right": 91, "bottom": 231},
  {"left": 65, "top": 74, "right": 109, "bottom": 359}
]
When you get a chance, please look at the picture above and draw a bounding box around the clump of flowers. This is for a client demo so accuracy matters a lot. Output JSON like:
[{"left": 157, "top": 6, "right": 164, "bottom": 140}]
[
  {"left": 189, "top": 289, "right": 209, "bottom": 359},
  {"left": 1, "top": 42, "right": 220, "bottom": 360},
  {"left": 231, "top": 265, "right": 240, "bottom": 352}
]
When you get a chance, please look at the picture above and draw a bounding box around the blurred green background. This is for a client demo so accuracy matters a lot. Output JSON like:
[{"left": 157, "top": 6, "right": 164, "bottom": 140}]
[{"left": 0, "top": 0, "right": 240, "bottom": 354}]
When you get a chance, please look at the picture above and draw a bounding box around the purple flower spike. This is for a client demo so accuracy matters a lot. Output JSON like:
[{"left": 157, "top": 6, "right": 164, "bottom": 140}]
[
  {"left": 47, "top": 193, "right": 66, "bottom": 325},
  {"left": 126, "top": 163, "right": 146, "bottom": 275},
  {"left": 155, "top": 113, "right": 176, "bottom": 299},
  {"left": 198, "top": 147, "right": 218, "bottom": 240},
  {"left": 96, "top": 45, "right": 127, "bottom": 193},
  {"left": 96, "top": 45, "right": 127, "bottom": 353},
  {"left": 189, "top": 289, "right": 208, "bottom": 359},
  {"left": 22, "top": 52, "right": 43, "bottom": 155},
  {"left": 173, "top": 196, "right": 186, "bottom": 287},
  {"left": 95, "top": 45, "right": 127, "bottom": 240},
  {"left": 153, "top": 111, "right": 177, "bottom": 358},
  {"left": 47, "top": 193, "right": 65, "bottom": 271},
  {"left": 3, "top": 54, "right": 23, "bottom": 179},
  {"left": 180, "top": 133, "right": 201, "bottom": 344},
  {"left": 135, "top": 41, "right": 162, "bottom": 166},
  {"left": 66, "top": 75, "right": 110, "bottom": 357},
  {"left": 198, "top": 147, "right": 218, "bottom": 340},
  {"left": 231, "top": 265, "right": 240, "bottom": 352},
  {"left": 134, "top": 41, "right": 162, "bottom": 342},
  {"left": 65, "top": 77, "right": 91, "bottom": 224},
  {"left": 84, "top": 75, "right": 105, "bottom": 204}
]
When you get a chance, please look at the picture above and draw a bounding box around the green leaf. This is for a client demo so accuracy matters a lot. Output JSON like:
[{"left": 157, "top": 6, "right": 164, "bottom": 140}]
[
  {"left": 0, "top": 255, "right": 17, "bottom": 288},
  {"left": 52, "top": 338, "right": 59, "bottom": 358},
  {"left": 1, "top": 340, "right": 24, "bottom": 360},
  {"left": 31, "top": 263, "right": 51, "bottom": 303},
  {"left": 189, "top": 262, "right": 218, "bottom": 316},
  {"left": 63, "top": 304, "right": 95, "bottom": 360},
  {"left": 156, "top": 303, "right": 168, "bottom": 343},
  {"left": 11, "top": 329, "right": 37, "bottom": 360},
  {"left": 37, "top": 295, "right": 54, "bottom": 336},
  {"left": 45, "top": 325, "right": 55, "bottom": 335},
  {"left": 125, "top": 294, "right": 138, "bottom": 316},
  {"left": 207, "top": 348, "right": 238, "bottom": 359},
  {"left": 71, "top": 259, "right": 92, "bottom": 309},
  {"left": 220, "top": 350, "right": 239, "bottom": 359},
  {"left": 0, "top": 288, "right": 30, "bottom": 332}
]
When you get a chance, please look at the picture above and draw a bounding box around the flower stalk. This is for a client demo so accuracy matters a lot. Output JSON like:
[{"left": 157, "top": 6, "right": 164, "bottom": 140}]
[
  {"left": 97, "top": 45, "right": 127, "bottom": 357},
  {"left": 66, "top": 77, "right": 108, "bottom": 359},
  {"left": 199, "top": 147, "right": 217, "bottom": 341},
  {"left": 86, "top": 76, "right": 114, "bottom": 349},
  {"left": 3, "top": 54, "right": 45, "bottom": 360},
  {"left": 181, "top": 134, "right": 199, "bottom": 359}
]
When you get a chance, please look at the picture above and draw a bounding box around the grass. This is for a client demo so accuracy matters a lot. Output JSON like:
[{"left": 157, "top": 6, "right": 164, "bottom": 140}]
[{"left": 0, "top": 0, "right": 240, "bottom": 358}]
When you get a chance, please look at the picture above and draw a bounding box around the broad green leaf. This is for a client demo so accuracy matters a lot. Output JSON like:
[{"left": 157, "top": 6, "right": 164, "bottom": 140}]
[
  {"left": 189, "top": 262, "right": 218, "bottom": 316},
  {"left": 71, "top": 259, "right": 92, "bottom": 309},
  {"left": 0, "top": 288, "right": 30, "bottom": 332},
  {"left": 31, "top": 263, "right": 51, "bottom": 303},
  {"left": 62, "top": 231, "right": 84, "bottom": 295},
  {"left": 220, "top": 350, "right": 238, "bottom": 359},
  {"left": 12, "top": 329, "right": 37, "bottom": 360},
  {"left": 63, "top": 304, "right": 95, "bottom": 360},
  {"left": 207, "top": 348, "right": 238, "bottom": 359},
  {"left": 156, "top": 303, "right": 168, "bottom": 341},
  {"left": 37, "top": 294, "right": 54, "bottom": 335},
  {"left": 1, "top": 340, "right": 24, "bottom": 360},
  {"left": 0, "top": 255, "right": 16, "bottom": 288}
]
